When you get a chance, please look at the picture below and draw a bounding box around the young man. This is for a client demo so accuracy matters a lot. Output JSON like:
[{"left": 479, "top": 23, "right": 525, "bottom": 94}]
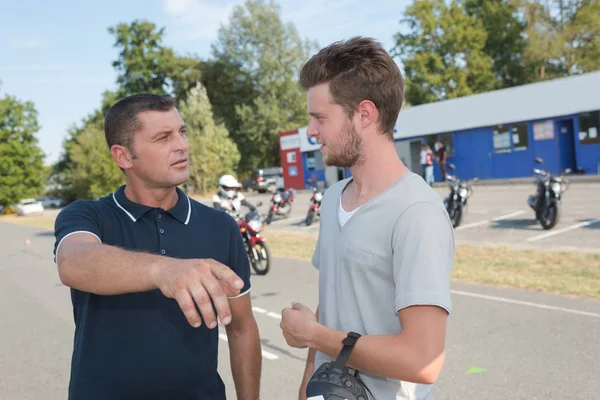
[
  {"left": 53, "top": 94, "right": 261, "bottom": 400},
  {"left": 279, "top": 37, "right": 455, "bottom": 400}
]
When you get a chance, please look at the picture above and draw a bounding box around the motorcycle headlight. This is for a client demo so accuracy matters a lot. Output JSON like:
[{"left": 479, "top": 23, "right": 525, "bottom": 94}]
[
  {"left": 314, "top": 193, "right": 323, "bottom": 202},
  {"left": 459, "top": 188, "right": 468, "bottom": 198},
  {"left": 551, "top": 182, "right": 561, "bottom": 193},
  {"left": 273, "top": 194, "right": 282, "bottom": 202},
  {"left": 248, "top": 219, "right": 262, "bottom": 232}
]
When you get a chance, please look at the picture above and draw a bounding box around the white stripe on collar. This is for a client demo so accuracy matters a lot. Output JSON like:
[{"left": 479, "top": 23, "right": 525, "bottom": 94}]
[
  {"left": 112, "top": 193, "right": 137, "bottom": 222},
  {"left": 112, "top": 191, "right": 191, "bottom": 224},
  {"left": 184, "top": 194, "right": 191, "bottom": 225}
]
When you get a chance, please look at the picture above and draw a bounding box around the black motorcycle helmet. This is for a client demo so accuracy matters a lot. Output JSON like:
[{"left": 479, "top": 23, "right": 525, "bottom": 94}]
[{"left": 306, "top": 332, "right": 374, "bottom": 400}]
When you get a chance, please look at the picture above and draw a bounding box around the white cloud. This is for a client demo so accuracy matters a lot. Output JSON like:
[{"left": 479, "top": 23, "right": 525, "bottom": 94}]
[
  {"left": 162, "top": 0, "right": 239, "bottom": 40},
  {"left": 4, "top": 35, "right": 45, "bottom": 49}
]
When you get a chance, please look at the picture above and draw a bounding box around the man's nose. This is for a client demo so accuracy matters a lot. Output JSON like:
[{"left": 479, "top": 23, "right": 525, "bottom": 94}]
[
  {"left": 176, "top": 132, "right": 189, "bottom": 152},
  {"left": 307, "top": 120, "right": 319, "bottom": 138}
]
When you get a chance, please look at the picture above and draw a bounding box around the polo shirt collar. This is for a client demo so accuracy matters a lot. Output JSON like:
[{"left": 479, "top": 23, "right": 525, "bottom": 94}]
[{"left": 112, "top": 185, "right": 191, "bottom": 225}]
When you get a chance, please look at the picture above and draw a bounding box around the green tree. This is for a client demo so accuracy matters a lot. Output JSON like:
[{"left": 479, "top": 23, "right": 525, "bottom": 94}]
[
  {"left": 68, "top": 125, "right": 124, "bottom": 200},
  {"left": 109, "top": 19, "right": 204, "bottom": 101},
  {"left": 0, "top": 93, "right": 45, "bottom": 207},
  {"left": 393, "top": 0, "right": 496, "bottom": 105},
  {"left": 207, "top": 0, "right": 316, "bottom": 173},
  {"left": 109, "top": 20, "right": 175, "bottom": 96},
  {"left": 522, "top": 0, "right": 600, "bottom": 81},
  {"left": 179, "top": 83, "right": 240, "bottom": 195},
  {"left": 462, "top": 0, "right": 529, "bottom": 88}
]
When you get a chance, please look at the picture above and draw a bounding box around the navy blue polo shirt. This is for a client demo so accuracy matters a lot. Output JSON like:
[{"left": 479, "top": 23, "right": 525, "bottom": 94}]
[{"left": 53, "top": 185, "right": 252, "bottom": 400}]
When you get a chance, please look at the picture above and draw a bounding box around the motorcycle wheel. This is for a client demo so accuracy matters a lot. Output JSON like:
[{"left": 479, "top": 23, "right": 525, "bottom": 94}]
[
  {"left": 280, "top": 202, "right": 292, "bottom": 217},
  {"left": 449, "top": 203, "right": 463, "bottom": 228},
  {"left": 265, "top": 209, "right": 274, "bottom": 225},
  {"left": 540, "top": 202, "right": 560, "bottom": 230},
  {"left": 306, "top": 209, "right": 315, "bottom": 226},
  {"left": 250, "top": 241, "right": 271, "bottom": 275}
]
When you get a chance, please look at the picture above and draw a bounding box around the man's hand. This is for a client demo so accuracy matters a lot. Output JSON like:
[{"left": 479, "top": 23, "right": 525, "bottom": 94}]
[
  {"left": 152, "top": 258, "right": 245, "bottom": 329},
  {"left": 280, "top": 302, "right": 318, "bottom": 349}
]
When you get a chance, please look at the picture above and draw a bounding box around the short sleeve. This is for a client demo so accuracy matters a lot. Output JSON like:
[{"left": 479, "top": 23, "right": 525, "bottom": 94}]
[
  {"left": 227, "top": 216, "right": 252, "bottom": 298},
  {"left": 311, "top": 234, "right": 321, "bottom": 270},
  {"left": 392, "top": 202, "right": 455, "bottom": 315},
  {"left": 53, "top": 201, "right": 102, "bottom": 264}
]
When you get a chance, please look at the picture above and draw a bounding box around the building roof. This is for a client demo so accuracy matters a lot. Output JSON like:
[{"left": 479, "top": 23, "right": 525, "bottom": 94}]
[{"left": 394, "top": 71, "right": 600, "bottom": 140}]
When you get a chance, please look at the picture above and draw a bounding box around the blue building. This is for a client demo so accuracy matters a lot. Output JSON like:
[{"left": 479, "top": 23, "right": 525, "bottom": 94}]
[
  {"left": 393, "top": 71, "right": 600, "bottom": 182},
  {"left": 280, "top": 72, "right": 600, "bottom": 189}
]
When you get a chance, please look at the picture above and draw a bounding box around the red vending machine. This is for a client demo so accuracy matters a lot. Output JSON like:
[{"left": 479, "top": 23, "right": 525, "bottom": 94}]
[{"left": 279, "top": 129, "right": 304, "bottom": 190}]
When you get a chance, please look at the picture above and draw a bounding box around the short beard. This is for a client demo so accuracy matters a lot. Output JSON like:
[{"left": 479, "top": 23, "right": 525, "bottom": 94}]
[{"left": 323, "top": 119, "right": 364, "bottom": 168}]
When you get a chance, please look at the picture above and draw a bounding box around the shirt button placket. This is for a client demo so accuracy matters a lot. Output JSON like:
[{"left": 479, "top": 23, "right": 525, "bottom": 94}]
[{"left": 157, "top": 212, "right": 166, "bottom": 255}]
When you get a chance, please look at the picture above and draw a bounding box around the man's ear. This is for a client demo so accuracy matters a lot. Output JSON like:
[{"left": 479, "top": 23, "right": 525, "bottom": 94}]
[
  {"left": 356, "top": 100, "right": 379, "bottom": 130},
  {"left": 111, "top": 145, "right": 134, "bottom": 170}
]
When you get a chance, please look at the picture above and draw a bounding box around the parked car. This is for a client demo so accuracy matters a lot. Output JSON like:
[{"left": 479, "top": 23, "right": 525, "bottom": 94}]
[
  {"left": 38, "top": 197, "right": 65, "bottom": 209},
  {"left": 16, "top": 198, "right": 44, "bottom": 216},
  {"left": 248, "top": 167, "right": 284, "bottom": 193}
]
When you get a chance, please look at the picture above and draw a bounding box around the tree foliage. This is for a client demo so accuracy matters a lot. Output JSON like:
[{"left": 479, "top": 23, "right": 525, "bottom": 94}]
[
  {"left": 67, "top": 125, "right": 125, "bottom": 200},
  {"left": 0, "top": 93, "right": 45, "bottom": 207},
  {"left": 393, "top": 0, "right": 496, "bottom": 106},
  {"left": 206, "top": 0, "right": 316, "bottom": 173},
  {"left": 179, "top": 83, "right": 241, "bottom": 194}
]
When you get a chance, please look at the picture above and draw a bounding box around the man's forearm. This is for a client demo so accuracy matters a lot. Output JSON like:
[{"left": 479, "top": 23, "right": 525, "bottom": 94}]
[
  {"left": 309, "top": 324, "right": 444, "bottom": 384},
  {"left": 226, "top": 321, "right": 262, "bottom": 400},
  {"left": 58, "top": 242, "right": 165, "bottom": 295}
]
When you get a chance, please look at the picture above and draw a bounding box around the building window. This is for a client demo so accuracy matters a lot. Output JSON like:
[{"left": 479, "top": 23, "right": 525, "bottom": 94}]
[
  {"left": 578, "top": 111, "right": 600, "bottom": 145},
  {"left": 493, "top": 124, "right": 511, "bottom": 153},
  {"left": 533, "top": 120, "right": 554, "bottom": 141},
  {"left": 511, "top": 122, "right": 529, "bottom": 151},
  {"left": 306, "top": 152, "right": 316, "bottom": 171}
]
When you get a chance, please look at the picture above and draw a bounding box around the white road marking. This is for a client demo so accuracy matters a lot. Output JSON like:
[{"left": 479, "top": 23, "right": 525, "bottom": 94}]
[
  {"left": 455, "top": 210, "right": 526, "bottom": 231},
  {"left": 219, "top": 334, "right": 280, "bottom": 360},
  {"left": 266, "top": 311, "right": 282, "bottom": 320},
  {"left": 527, "top": 218, "right": 600, "bottom": 242},
  {"left": 252, "top": 307, "right": 267, "bottom": 313},
  {"left": 451, "top": 290, "right": 600, "bottom": 318}
]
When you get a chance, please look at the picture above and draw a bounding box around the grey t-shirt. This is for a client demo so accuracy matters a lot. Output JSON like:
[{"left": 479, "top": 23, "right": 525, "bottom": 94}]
[{"left": 312, "top": 172, "right": 455, "bottom": 400}]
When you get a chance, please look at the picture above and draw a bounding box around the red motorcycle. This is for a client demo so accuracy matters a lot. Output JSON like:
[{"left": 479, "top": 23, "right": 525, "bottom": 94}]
[
  {"left": 265, "top": 188, "right": 295, "bottom": 224},
  {"left": 238, "top": 209, "right": 271, "bottom": 275},
  {"left": 305, "top": 187, "right": 323, "bottom": 226}
]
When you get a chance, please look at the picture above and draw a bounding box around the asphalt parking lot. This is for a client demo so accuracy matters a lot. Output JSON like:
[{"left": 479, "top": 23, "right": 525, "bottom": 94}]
[
  {"left": 2, "top": 222, "right": 599, "bottom": 400},
  {"left": 239, "top": 180, "right": 600, "bottom": 252}
]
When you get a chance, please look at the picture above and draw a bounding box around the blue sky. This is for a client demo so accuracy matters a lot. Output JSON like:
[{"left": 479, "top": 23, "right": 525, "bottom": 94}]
[{"left": 1, "top": 0, "right": 410, "bottom": 165}]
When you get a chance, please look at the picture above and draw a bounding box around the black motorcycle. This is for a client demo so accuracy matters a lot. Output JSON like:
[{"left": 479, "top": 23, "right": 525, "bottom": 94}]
[
  {"left": 305, "top": 187, "right": 323, "bottom": 226},
  {"left": 527, "top": 157, "right": 570, "bottom": 230},
  {"left": 265, "top": 189, "right": 294, "bottom": 225},
  {"left": 443, "top": 164, "right": 476, "bottom": 228}
]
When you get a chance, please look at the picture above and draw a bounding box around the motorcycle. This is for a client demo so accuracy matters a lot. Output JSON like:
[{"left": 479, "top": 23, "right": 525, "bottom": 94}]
[
  {"left": 305, "top": 187, "right": 323, "bottom": 226},
  {"left": 443, "top": 164, "right": 476, "bottom": 228},
  {"left": 237, "top": 207, "right": 271, "bottom": 275},
  {"left": 527, "top": 157, "right": 570, "bottom": 230},
  {"left": 265, "top": 188, "right": 295, "bottom": 224}
]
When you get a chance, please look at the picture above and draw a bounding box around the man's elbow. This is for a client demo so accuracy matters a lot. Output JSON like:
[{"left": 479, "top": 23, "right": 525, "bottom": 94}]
[{"left": 412, "top": 350, "right": 445, "bottom": 384}]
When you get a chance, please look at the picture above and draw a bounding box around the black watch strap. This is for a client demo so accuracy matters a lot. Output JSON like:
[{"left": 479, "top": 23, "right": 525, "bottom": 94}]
[{"left": 332, "top": 331, "right": 362, "bottom": 372}]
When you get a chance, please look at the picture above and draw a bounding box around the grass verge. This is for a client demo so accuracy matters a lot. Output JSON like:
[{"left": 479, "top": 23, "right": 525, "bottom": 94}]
[{"left": 2, "top": 213, "right": 599, "bottom": 298}]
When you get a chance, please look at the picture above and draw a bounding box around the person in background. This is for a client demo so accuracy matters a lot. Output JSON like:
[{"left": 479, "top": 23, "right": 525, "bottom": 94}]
[
  {"left": 420, "top": 144, "right": 428, "bottom": 179},
  {"left": 212, "top": 174, "right": 257, "bottom": 220},
  {"left": 435, "top": 140, "right": 448, "bottom": 181},
  {"left": 53, "top": 94, "right": 261, "bottom": 400},
  {"left": 425, "top": 145, "right": 435, "bottom": 186},
  {"left": 279, "top": 37, "right": 455, "bottom": 400}
]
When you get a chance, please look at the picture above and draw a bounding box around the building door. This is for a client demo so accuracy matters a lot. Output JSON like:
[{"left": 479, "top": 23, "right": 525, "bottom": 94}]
[
  {"left": 557, "top": 119, "right": 576, "bottom": 173},
  {"left": 409, "top": 140, "right": 423, "bottom": 174}
]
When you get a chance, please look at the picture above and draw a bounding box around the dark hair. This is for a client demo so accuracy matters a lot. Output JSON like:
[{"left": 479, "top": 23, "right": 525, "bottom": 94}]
[
  {"left": 104, "top": 93, "right": 177, "bottom": 154},
  {"left": 299, "top": 36, "right": 404, "bottom": 139}
]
